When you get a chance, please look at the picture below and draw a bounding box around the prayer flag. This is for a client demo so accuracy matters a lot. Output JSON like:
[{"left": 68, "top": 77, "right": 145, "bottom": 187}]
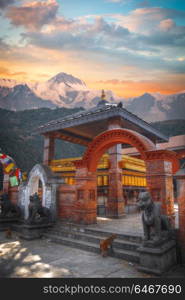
[
  {"left": 4, "top": 163, "right": 15, "bottom": 173},
  {"left": 10, "top": 176, "right": 19, "bottom": 187}
]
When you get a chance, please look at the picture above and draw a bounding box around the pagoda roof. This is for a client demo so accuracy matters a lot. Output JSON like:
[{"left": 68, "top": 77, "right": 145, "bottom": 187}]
[{"left": 37, "top": 103, "right": 168, "bottom": 146}]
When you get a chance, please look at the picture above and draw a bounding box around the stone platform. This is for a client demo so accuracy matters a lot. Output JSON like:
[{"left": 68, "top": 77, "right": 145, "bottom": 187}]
[
  {"left": 0, "top": 218, "right": 20, "bottom": 231},
  {"left": 93, "top": 204, "right": 178, "bottom": 235}
]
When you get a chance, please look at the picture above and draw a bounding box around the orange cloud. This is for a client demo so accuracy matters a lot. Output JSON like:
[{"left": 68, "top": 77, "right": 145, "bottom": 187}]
[
  {"left": 0, "top": 66, "right": 27, "bottom": 78},
  {"left": 0, "top": 44, "right": 111, "bottom": 83},
  {"left": 159, "top": 18, "right": 175, "bottom": 31},
  {"left": 5, "top": 0, "right": 58, "bottom": 31},
  {"left": 88, "top": 75, "right": 185, "bottom": 98}
]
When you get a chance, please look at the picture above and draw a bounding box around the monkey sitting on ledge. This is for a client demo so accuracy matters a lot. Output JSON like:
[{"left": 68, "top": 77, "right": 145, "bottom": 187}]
[
  {"left": 5, "top": 228, "right": 12, "bottom": 239},
  {"left": 100, "top": 234, "right": 117, "bottom": 257}
]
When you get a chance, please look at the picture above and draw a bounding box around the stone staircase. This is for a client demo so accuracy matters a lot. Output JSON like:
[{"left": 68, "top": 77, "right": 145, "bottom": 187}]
[{"left": 43, "top": 222, "right": 142, "bottom": 263}]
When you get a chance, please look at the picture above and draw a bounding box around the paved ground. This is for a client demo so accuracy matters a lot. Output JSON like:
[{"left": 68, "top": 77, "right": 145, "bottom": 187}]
[
  {"left": 0, "top": 232, "right": 153, "bottom": 278},
  {"left": 0, "top": 208, "right": 183, "bottom": 278},
  {"left": 0, "top": 231, "right": 184, "bottom": 278}
]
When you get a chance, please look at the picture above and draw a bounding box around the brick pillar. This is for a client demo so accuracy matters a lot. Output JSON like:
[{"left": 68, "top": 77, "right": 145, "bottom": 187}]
[
  {"left": 43, "top": 135, "right": 55, "bottom": 165},
  {"left": 176, "top": 176, "right": 185, "bottom": 262},
  {"left": 107, "top": 117, "right": 124, "bottom": 218},
  {"left": 58, "top": 184, "right": 76, "bottom": 222},
  {"left": 3, "top": 174, "right": 9, "bottom": 193},
  {"left": 74, "top": 167, "right": 97, "bottom": 225},
  {"left": 146, "top": 160, "right": 175, "bottom": 224},
  {"left": 9, "top": 186, "right": 19, "bottom": 204},
  {"left": 107, "top": 145, "right": 125, "bottom": 218}
]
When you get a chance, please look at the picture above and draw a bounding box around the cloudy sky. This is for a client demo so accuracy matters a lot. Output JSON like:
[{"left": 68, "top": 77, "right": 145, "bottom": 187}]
[{"left": 0, "top": 0, "right": 185, "bottom": 97}]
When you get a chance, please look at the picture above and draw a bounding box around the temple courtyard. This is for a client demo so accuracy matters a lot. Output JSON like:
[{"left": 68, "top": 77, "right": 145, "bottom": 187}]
[{"left": 0, "top": 210, "right": 184, "bottom": 278}]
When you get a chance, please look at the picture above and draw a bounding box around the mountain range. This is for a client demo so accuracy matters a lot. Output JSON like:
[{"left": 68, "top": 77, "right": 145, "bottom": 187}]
[{"left": 0, "top": 72, "right": 185, "bottom": 122}]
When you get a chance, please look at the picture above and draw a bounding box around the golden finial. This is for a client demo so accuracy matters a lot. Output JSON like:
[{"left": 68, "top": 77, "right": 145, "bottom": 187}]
[{"left": 101, "top": 89, "right": 106, "bottom": 101}]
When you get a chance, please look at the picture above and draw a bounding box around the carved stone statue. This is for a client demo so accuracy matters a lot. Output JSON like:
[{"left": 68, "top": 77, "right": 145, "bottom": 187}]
[
  {"left": 0, "top": 192, "right": 21, "bottom": 218},
  {"left": 138, "top": 191, "right": 171, "bottom": 245},
  {"left": 27, "top": 192, "right": 51, "bottom": 224}
]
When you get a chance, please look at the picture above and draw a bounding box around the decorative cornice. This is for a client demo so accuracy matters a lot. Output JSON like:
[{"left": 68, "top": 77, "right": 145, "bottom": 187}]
[{"left": 145, "top": 149, "right": 180, "bottom": 173}]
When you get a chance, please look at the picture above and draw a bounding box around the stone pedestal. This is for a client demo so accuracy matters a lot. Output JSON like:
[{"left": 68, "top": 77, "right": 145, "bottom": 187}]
[
  {"left": 16, "top": 223, "right": 53, "bottom": 240},
  {"left": 138, "top": 239, "right": 177, "bottom": 275}
]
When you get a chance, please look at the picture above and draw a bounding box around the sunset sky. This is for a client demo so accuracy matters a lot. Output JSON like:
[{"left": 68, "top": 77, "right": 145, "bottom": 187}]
[{"left": 0, "top": 0, "right": 185, "bottom": 97}]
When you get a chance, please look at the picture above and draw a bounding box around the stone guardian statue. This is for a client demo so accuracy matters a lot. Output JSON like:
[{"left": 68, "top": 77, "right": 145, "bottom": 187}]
[{"left": 138, "top": 191, "right": 172, "bottom": 245}]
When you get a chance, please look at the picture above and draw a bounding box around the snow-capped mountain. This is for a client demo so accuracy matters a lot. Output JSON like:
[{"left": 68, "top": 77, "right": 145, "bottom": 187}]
[
  {"left": 0, "top": 83, "right": 56, "bottom": 111},
  {"left": 29, "top": 72, "right": 119, "bottom": 108},
  {"left": 124, "top": 92, "right": 185, "bottom": 122},
  {"left": 0, "top": 72, "right": 120, "bottom": 110},
  {"left": 48, "top": 72, "right": 87, "bottom": 89},
  {"left": 0, "top": 78, "right": 21, "bottom": 88},
  {"left": 0, "top": 72, "right": 185, "bottom": 122}
]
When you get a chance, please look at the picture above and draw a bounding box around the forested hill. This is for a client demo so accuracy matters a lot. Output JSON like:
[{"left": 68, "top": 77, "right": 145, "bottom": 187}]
[
  {"left": 0, "top": 107, "right": 185, "bottom": 172},
  {"left": 0, "top": 107, "right": 84, "bottom": 172},
  {"left": 152, "top": 119, "right": 185, "bottom": 137}
]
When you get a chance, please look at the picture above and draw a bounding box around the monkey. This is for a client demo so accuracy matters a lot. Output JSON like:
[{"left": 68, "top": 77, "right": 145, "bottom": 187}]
[
  {"left": 5, "top": 227, "right": 12, "bottom": 239},
  {"left": 100, "top": 234, "right": 117, "bottom": 257}
]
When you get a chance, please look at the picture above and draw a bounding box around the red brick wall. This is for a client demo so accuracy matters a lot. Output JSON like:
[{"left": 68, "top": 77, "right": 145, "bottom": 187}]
[
  {"left": 57, "top": 184, "right": 76, "bottom": 222},
  {"left": 74, "top": 168, "right": 97, "bottom": 224}
]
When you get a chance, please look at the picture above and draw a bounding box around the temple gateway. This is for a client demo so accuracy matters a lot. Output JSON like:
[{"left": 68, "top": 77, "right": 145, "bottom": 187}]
[
  {"left": 37, "top": 97, "right": 179, "bottom": 224},
  {"left": 1, "top": 94, "right": 185, "bottom": 275}
]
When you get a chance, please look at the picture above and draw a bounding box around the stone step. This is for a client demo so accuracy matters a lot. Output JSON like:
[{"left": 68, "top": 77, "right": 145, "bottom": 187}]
[
  {"left": 48, "top": 228, "right": 139, "bottom": 251},
  {"left": 52, "top": 222, "right": 142, "bottom": 243},
  {"left": 44, "top": 233, "right": 140, "bottom": 263},
  {"left": 85, "top": 227, "right": 142, "bottom": 243}
]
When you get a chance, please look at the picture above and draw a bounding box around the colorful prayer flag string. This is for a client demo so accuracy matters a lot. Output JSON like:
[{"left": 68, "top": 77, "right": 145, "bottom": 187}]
[{"left": 0, "top": 152, "right": 22, "bottom": 186}]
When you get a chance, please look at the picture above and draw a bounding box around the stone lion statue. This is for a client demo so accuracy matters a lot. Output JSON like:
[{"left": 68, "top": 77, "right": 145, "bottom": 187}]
[
  {"left": 27, "top": 192, "right": 51, "bottom": 224},
  {"left": 138, "top": 191, "right": 171, "bottom": 244}
]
